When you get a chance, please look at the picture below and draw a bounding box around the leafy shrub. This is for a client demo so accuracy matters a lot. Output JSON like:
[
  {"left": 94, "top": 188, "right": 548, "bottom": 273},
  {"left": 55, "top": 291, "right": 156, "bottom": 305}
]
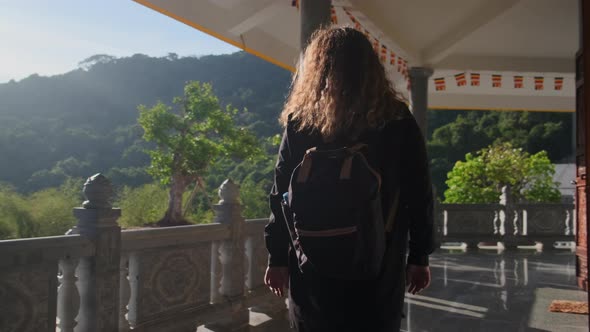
[
  {"left": 116, "top": 183, "right": 169, "bottom": 228},
  {"left": 0, "top": 187, "right": 29, "bottom": 239},
  {"left": 445, "top": 142, "right": 561, "bottom": 203},
  {"left": 27, "top": 188, "right": 78, "bottom": 236}
]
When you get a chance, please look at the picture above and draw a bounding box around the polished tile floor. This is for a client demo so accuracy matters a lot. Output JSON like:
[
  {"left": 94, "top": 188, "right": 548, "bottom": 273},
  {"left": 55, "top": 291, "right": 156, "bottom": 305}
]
[
  {"left": 202, "top": 250, "right": 588, "bottom": 332},
  {"left": 401, "top": 250, "right": 587, "bottom": 332}
]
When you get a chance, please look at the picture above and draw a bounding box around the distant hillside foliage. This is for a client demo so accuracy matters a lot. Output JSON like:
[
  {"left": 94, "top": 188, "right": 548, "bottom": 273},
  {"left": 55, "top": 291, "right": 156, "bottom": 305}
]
[
  {"left": 0, "top": 52, "right": 573, "bottom": 200},
  {"left": 0, "top": 52, "right": 291, "bottom": 192}
]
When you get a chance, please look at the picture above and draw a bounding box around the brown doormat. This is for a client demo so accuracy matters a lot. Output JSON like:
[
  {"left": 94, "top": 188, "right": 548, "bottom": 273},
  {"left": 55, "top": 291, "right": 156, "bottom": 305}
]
[{"left": 548, "top": 300, "right": 589, "bottom": 314}]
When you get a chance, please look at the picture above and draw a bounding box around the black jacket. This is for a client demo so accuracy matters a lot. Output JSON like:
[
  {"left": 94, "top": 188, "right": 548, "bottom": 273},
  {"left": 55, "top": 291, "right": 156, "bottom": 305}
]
[
  {"left": 265, "top": 107, "right": 435, "bottom": 268},
  {"left": 264, "top": 107, "right": 435, "bottom": 332}
]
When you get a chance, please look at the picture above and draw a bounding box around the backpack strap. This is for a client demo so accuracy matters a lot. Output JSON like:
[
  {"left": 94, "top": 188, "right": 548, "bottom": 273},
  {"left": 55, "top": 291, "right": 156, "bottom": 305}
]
[
  {"left": 384, "top": 189, "right": 400, "bottom": 233},
  {"left": 340, "top": 155, "right": 354, "bottom": 180},
  {"left": 296, "top": 148, "right": 316, "bottom": 183},
  {"left": 348, "top": 143, "right": 368, "bottom": 153},
  {"left": 280, "top": 195, "right": 305, "bottom": 273},
  {"left": 340, "top": 143, "right": 368, "bottom": 180},
  {"left": 339, "top": 144, "right": 383, "bottom": 195}
]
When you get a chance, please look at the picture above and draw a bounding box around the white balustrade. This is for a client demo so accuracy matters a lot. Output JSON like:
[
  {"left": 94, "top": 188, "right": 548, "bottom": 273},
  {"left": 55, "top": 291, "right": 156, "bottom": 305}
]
[
  {"left": 118, "top": 254, "right": 130, "bottom": 332},
  {"left": 210, "top": 241, "right": 222, "bottom": 304},
  {"left": 57, "top": 257, "right": 80, "bottom": 332},
  {"left": 0, "top": 175, "right": 578, "bottom": 332}
]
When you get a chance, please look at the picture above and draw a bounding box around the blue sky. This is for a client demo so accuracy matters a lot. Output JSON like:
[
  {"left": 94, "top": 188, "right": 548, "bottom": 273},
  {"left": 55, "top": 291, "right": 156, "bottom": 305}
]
[{"left": 0, "top": 0, "right": 238, "bottom": 83}]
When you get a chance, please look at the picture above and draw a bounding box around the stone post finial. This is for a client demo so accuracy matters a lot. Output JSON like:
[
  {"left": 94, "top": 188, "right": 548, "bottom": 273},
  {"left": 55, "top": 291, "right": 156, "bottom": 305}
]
[
  {"left": 218, "top": 179, "right": 240, "bottom": 204},
  {"left": 82, "top": 173, "right": 114, "bottom": 209},
  {"left": 71, "top": 173, "right": 121, "bottom": 331},
  {"left": 499, "top": 185, "right": 512, "bottom": 206},
  {"left": 213, "top": 179, "right": 248, "bottom": 329}
]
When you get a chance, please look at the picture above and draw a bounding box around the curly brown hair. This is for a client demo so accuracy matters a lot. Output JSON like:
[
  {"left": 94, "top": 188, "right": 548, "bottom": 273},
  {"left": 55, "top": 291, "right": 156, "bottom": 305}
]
[{"left": 280, "top": 27, "right": 407, "bottom": 141}]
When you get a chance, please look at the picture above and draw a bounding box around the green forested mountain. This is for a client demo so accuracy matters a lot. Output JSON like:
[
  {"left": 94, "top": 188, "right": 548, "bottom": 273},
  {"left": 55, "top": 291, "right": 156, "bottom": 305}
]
[
  {"left": 0, "top": 51, "right": 574, "bottom": 239},
  {"left": 0, "top": 51, "right": 574, "bottom": 196},
  {"left": 0, "top": 52, "right": 291, "bottom": 191}
]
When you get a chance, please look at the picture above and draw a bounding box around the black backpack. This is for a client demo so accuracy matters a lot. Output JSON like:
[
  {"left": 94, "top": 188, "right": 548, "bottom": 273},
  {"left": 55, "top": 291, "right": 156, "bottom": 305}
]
[{"left": 281, "top": 143, "right": 399, "bottom": 280}]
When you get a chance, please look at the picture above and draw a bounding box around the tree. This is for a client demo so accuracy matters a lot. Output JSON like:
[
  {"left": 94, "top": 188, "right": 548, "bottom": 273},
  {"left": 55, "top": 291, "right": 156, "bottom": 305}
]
[
  {"left": 0, "top": 52, "right": 290, "bottom": 192},
  {"left": 444, "top": 142, "right": 561, "bottom": 203},
  {"left": 78, "top": 54, "right": 117, "bottom": 70},
  {"left": 427, "top": 110, "right": 573, "bottom": 197},
  {"left": 138, "top": 81, "right": 261, "bottom": 226}
]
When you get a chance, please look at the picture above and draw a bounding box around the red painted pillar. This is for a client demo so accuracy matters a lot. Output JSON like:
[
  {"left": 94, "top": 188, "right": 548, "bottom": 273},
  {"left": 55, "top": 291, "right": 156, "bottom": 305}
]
[{"left": 576, "top": 0, "right": 590, "bottom": 291}]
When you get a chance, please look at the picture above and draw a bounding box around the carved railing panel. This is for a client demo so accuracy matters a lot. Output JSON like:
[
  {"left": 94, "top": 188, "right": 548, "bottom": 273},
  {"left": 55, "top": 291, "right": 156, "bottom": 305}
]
[
  {"left": 523, "top": 204, "right": 575, "bottom": 235},
  {"left": 0, "top": 264, "right": 58, "bottom": 332},
  {"left": 0, "top": 234, "right": 91, "bottom": 332},
  {"left": 128, "top": 245, "right": 211, "bottom": 326},
  {"left": 0, "top": 176, "right": 290, "bottom": 332},
  {"left": 440, "top": 202, "right": 576, "bottom": 247},
  {"left": 442, "top": 204, "right": 500, "bottom": 236}
]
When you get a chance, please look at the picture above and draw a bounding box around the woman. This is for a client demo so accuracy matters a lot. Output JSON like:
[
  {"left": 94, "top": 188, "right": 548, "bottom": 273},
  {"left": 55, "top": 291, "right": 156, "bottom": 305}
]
[{"left": 264, "top": 27, "right": 434, "bottom": 332}]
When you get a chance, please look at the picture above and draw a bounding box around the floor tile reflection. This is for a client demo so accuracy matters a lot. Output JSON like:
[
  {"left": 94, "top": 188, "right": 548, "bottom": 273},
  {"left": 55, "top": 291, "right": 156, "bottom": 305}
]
[{"left": 402, "top": 251, "right": 587, "bottom": 332}]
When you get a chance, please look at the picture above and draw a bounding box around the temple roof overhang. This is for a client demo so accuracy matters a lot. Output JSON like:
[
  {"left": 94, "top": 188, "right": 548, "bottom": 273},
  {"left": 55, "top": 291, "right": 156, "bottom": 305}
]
[{"left": 134, "top": 0, "right": 579, "bottom": 112}]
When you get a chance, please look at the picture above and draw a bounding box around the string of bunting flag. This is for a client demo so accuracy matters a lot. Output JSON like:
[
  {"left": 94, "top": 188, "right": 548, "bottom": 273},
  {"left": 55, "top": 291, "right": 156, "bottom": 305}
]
[
  {"left": 336, "top": 4, "right": 412, "bottom": 93},
  {"left": 339, "top": 6, "right": 410, "bottom": 84},
  {"left": 431, "top": 72, "right": 567, "bottom": 92},
  {"left": 291, "top": 0, "right": 413, "bottom": 94},
  {"left": 290, "top": 1, "right": 570, "bottom": 96}
]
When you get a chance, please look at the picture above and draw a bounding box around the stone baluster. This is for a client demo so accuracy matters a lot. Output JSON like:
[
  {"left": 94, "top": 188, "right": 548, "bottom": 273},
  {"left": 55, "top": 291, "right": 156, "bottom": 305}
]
[
  {"left": 493, "top": 210, "right": 500, "bottom": 235},
  {"left": 245, "top": 233, "right": 288, "bottom": 319},
  {"left": 500, "top": 185, "right": 518, "bottom": 249},
  {"left": 119, "top": 254, "right": 131, "bottom": 331},
  {"left": 126, "top": 253, "right": 139, "bottom": 329},
  {"left": 210, "top": 241, "right": 222, "bottom": 304},
  {"left": 74, "top": 254, "right": 92, "bottom": 332},
  {"left": 565, "top": 208, "right": 572, "bottom": 236},
  {"left": 498, "top": 208, "right": 506, "bottom": 237},
  {"left": 443, "top": 209, "right": 448, "bottom": 237},
  {"left": 432, "top": 191, "right": 442, "bottom": 248},
  {"left": 69, "top": 174, "right": 121, "bottom": 332},
  {"left": 244, "top": 236, "right": 263, "bottom": 291},
  {"left": 213, "top": 179, "right": 249, "bottom": 331},
  {"left": 512, "top": 210, "right": 520, "bottom": 236},
  {"left": 573, "top": 206, "right": 577, "bottom": 236},
  {"left": 522, "top": 209, "right": 528, "bottom": 236},
  {"left": 57, "top": 257, "right": 80, "bottom": 332}
]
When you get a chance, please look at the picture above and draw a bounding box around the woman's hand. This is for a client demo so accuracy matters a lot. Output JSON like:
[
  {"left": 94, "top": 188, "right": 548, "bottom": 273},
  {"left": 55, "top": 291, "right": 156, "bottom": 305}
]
[
  {"left": 264, "top": 266, "right": 289, "bottom": 297},
  {"left": 406, "top": 264, "right": 431, "bottom": 295}
]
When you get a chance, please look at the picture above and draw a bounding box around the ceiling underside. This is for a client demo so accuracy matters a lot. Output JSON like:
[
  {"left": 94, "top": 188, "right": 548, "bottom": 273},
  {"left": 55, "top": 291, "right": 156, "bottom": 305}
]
[{"left": 134, "top": 0, "right": 578, "bottom": 111}]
